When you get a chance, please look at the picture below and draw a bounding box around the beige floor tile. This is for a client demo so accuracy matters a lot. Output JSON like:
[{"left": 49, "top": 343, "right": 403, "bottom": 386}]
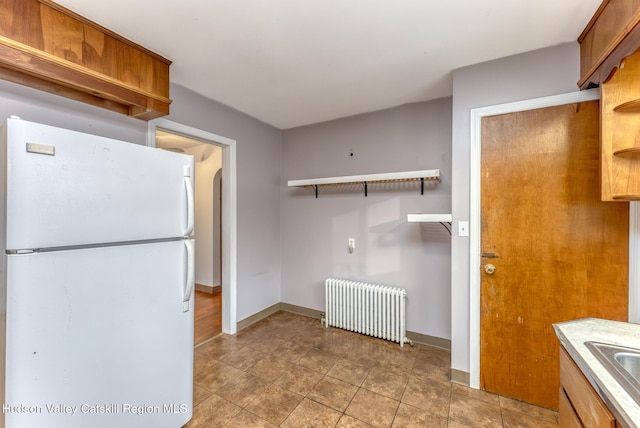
[
  {"left": 451, "top": 383, "right": 501, "bottom": 406},
  {"left": 192, "top": 383, "right": 213, "bottom": 406},
  {"left": 296, "top": 332, "right": 325, "bottom": 348},
  {"left": 447, "top": 420, "right": 478, "bottom": 428},
  {"left": 272, "top": 340, "right": 313, "bottom": 363},
  {"left": 281, "top": 398, "right": 342, "bottom": 428},
  {"left": 215, "top": 372, "right": 268, "bottom": 407},
  {"left": 410, "top": 369, "right": 453, "bottom": 389},
  {"left": 308, "top": 376, "right": 359, "bottom": 412},
  {"left": 196, "top": 334, "right": 243, "bottom": 359},
  {"left": 193, "top": 359, "right": 244, "bottom": 392},
  {"left": 371, "top": 359, "right": 415, "bottom": 377},
  {"left": 245, "top": 336, "right": 287, "bottom": 354},
  {"left": 327, "top": 359, "right": 372, "bottom": 386},
  {"left": 361, "top": 367, "right": 410, "bottom": 400},
  {"left": 411, "top": 358, "right": 451, "bottom": 382},
  {"left": 416, "top": 346, "right": 450, "bottom": 365},
  {"left": 314, "top": 336, "right": 352, "bottom": 357},
  {"left": 273, "top": 363, "right": 324, "bottom": 395},
  {"left": 336, "top": 414, "right": 375, "bottom": 427},
  {"left": 378, "top": 349, "right": 418, "bottom": 373},
  {"left": 448, "top": 394, "right": 502, "bottom": 427},
  {"left": 501, "top": 408, "right": 559, "bottom": 428},
  {"left": 188, "top": 311, "right": 569, "bottom": 428},
  {"left": 342, "top": 337, "right": 385, "bottom": 358},
  {"left": 298, "top": 348, "right": 340, "bottom": 374},
  {"left": 411, "top": 351, "right": 450, "bottom": 383},
  {"left": 184, "top": 394, "right": 241, "bottom": 428},
  {"left": 345, "top": 388, "right": 400, "bottom": 428},
  {"left": 245, "top": 384, "right": 304, "bottom": 425},
  {"left": 391, "top": 402, "right": 447, "bottom": 427},
  {"left": 411, "top": 356, "right": 450, "bottom": 381},
  {"left": 248, "top": 354, "right": 292, "bottom": 382},
  {"left": 193, "top": 352, "right": 218, "bottom": 379},
  {"left": 401, "top": 376, "right": 450, "bottom": 417},
  {"left": 498, "top": 396, "right": 557, "bottom": 424},
  {"left": 215, "top": 345, "right": 266, "bottom": 371},
  {"left": 223, "top": 409, "right": 277, "bottom": 428},
  {"left": 341, "top": 348, "right": 380, "bottom": 368}
]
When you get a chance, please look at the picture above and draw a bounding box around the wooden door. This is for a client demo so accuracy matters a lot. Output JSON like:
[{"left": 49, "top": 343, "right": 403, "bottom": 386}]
[{"left": 480, "top": 101, "right": 628, "bottom": 409}]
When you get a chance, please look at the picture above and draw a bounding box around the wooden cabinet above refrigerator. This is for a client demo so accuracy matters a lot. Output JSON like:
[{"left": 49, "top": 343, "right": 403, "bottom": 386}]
[{"left": 0, "top": 0, "right": 171, "bottom": 120}]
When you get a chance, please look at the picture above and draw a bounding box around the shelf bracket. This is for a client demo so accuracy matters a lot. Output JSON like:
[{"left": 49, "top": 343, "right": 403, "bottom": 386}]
[
  {"left": 314, "top": 185, "right": 318, "bottom": 199},
  {"left": 421, "top": 178, "right": 424, "bottom": 195},
  {"left": 440, "top": 222, "right": 452, "bottom": 235},
  {"left": 364, "top": 181, "right": 368, "bottom": 197}
]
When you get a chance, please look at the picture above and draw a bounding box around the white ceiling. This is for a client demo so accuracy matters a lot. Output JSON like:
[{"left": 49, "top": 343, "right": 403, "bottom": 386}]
[{"left": 54, "top": 0, "right": 601, "bottom": 129}]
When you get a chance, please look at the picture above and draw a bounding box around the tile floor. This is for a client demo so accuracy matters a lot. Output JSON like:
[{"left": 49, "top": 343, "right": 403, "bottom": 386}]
[{"left": 186, "top": 311, "right": 558, "bottom": 427}]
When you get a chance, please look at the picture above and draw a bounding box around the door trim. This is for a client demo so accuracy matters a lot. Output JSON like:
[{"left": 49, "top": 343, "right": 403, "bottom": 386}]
[
  {"left": 148, "top": 119, "right": 238, "bottom": 335},
  {"left": 466, "top": 88, "right": 635, "bottom": 388}
]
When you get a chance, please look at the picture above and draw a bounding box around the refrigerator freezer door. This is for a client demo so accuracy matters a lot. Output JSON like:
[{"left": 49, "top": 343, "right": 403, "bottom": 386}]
[
  {"left": 4, "top": 118, "right": 194, "bottom": 250},
  {"left": 4, "top": 240, "right": 194, "bottom": 428}
]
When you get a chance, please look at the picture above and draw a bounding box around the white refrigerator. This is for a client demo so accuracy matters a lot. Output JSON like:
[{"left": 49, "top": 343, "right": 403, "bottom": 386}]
[{"left": 0, "top": 117, "right": 195, "bottom": 428}]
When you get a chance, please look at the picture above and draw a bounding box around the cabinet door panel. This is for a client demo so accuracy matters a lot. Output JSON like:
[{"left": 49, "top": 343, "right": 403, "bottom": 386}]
[
  {"left": 560, "top": 348, "right": 614, "bottom": 428},
  {"left": 559, "top": 387, "right": 583, "bottom": 428}
]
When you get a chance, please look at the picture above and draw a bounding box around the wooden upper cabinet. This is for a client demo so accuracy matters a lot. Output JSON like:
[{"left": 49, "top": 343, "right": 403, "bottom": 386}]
[
  {"left": 600, "top": 52, "right": 640, "bottom": 201},
  {"left": 0, "top": 0, "right": 171, "bottom": 120},
  {"left": 578, "top": 0, "right": 640, "bottom": 88}
]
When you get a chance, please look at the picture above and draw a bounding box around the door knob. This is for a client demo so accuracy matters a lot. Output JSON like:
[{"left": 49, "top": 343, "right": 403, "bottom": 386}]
[{"left": 484, "top": 264, "right": 496, "bottom": 275}]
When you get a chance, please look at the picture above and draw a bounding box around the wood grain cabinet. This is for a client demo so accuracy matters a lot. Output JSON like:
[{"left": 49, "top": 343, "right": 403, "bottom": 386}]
[
  {"left": 600, "top": 51, "right": 640, "bottom": 200},
  {"left": 559, "top": 347, "right": 617, "bottom": 428},
  {"left": 0, "top": 0, "right": 171, "bottom": 120},
  {"left": 578, "top": 0, "right": 640, "bottom": 89},
  {"left": 578, "top": 1, "right": 640, "bottom": 200}
]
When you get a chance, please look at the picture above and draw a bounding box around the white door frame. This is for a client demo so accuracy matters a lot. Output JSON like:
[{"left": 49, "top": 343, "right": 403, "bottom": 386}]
[
  {"left": 468, "top": 88, "right": 639, "bottom": 388},
  {"left": 148, "top": 119, "right": 238, "bottom": 335}
]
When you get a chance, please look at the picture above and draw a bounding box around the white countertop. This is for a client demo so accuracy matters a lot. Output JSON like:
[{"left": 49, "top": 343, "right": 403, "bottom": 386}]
[{"left": 554, "top": 318, "right": 640, "bottom": 428}]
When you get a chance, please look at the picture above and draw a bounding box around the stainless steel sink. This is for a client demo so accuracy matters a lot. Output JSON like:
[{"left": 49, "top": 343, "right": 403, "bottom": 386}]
[
  {"left": 615, "top": 352, "right": 640, "bottom": 381},
  {"left": 585, "top": 341, "right": 640, "bottom": 404}
]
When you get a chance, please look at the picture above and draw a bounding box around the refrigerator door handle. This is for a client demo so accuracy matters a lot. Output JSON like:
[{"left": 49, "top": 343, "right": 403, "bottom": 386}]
[
  {"left": 183, "top": 239, "right": 195, "bottom": 312},
  {"left": 184, "top": 166, "right": 195, "bottom": 237}
]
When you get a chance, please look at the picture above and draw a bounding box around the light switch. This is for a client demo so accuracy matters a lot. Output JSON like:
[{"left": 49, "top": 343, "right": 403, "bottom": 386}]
[{"left": 458, "top": 221, "right": 469, "bottom": 237}]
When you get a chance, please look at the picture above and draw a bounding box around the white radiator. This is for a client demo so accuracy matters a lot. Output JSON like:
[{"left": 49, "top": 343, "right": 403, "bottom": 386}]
[{"left": 324, "top": 278, "right": 411, "bottom": 347}]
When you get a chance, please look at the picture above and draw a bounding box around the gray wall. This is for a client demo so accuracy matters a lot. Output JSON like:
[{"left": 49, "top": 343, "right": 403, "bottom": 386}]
[
  {"left": 281, "top": 98, "right": 452, "bottom": 340},
  {"left": 450, "top": 42, "right": 582, "bottom": 374},
  {"left": 0, "top": 79, "right": 284, "bottom": 325}
]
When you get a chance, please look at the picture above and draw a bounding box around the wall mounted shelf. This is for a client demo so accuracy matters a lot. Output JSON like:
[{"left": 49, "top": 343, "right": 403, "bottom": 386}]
[
  {"left": 407, "top": 213, "right": 452, "bottom": 234},
  {"left": 288, "top": 169, "right": 440, "bottom": 198}
]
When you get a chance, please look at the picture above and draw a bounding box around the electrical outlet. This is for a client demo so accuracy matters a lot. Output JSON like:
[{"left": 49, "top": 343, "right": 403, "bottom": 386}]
[{"left": 348, "top": 238, "right": 355, "bottom": 253}]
